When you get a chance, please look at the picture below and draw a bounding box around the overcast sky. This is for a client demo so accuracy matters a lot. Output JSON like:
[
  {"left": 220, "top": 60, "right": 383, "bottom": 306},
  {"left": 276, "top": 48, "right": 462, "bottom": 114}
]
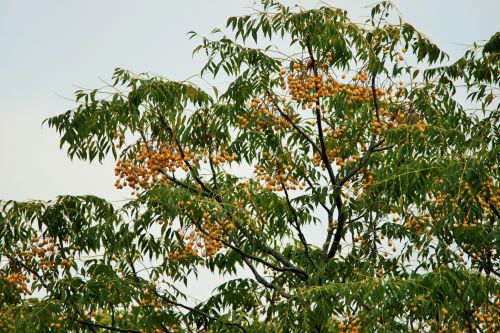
[
  {"left": 1, "top": 0, "right": 498, "bottom": 202},
  {"left": 1, "top": 0, "right": 498, "bottom": 302}
]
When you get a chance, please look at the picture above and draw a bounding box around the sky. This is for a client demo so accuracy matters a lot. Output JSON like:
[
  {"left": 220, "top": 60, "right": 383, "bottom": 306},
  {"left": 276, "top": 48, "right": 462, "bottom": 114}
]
[
  {"left": 1, "top": 0, "right": 498, "bottom": 202},
  {"left": 0, "top": 0, "right": 498, "bottom": 302}
]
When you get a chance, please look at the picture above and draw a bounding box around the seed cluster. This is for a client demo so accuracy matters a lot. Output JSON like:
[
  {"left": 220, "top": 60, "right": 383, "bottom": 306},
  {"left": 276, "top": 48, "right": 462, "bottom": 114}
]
[
  {"left": 3, "top": 236, "right": 59, "bottom": 298},
  {"left": 168, "top": 206, "right": 229, "bottom": 262},
  {"left": 114, "top": 143, "right": 188, "bottom": 193},
  {"left": 23, "top": 236, "right": 59, "bottom": 271},
  {"left": 254, "top": 163, "right": 304, "bottom": 192},
  {"left": 311, "top": 148, "right": 361, "bottom": 174},
  {"left": 111, "top": 129, "right": 125, "bottom": 148},
  {"left": 115, "top": 144, "right": 235, "bottom": 195},
  {"left": 4, "top": 273, "right": 30, "bottom": 295},
  {"left": 48, "top": 314, "right": 68, "bottom": 330},
  {"left": 425, "top": 172, "right": 499, "bottom": 231},
  {"left": 285, "top": 63, "right": 375, "bottom": 107},
  {"left": 332, "top": 314, "right": 361, "bottom": 333},
  {"left": 471, "top": 307, "right": 499, "bottom": 332},
  {"left": 240, "top": 57, "right": 428, "bottom": 194},
  {"left": 0, "top": 310, "right": 14, "bottom": 331},
  {"left": 237, "top": 97, "right": 292, "bottom": 132}
]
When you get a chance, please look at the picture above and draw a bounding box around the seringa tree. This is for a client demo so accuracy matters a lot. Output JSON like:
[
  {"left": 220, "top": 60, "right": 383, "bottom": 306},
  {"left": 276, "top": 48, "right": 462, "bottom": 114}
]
[{"left": 1, "top": 1, "right": 499, "bottom": 332}]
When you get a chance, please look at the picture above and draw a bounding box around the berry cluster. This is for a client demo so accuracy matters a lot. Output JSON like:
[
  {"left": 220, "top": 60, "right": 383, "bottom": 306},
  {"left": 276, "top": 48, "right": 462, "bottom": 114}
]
[
  {"left": 4, "top": 273, "right": 30, "bottom": 296},
  {"left": 238, "top": 97, "right": 292, "bottom": 132},
  {"left": 254, "top": 162, "right": 304, "bottom": 192},
  {"left": 115, "top": 144, "right": 236, "bottom": 195},
  {"left": 114, "top": 143, "right": 190, "bottom": 193},
  {"left": 168, "top": 206, "right": 230, "bottom": 262},
  {"left": 332, "top": 314, "right": 361, "bottom": 333},
  {"left": 49, "top": 315, "right": 68, "bottom": 330}
]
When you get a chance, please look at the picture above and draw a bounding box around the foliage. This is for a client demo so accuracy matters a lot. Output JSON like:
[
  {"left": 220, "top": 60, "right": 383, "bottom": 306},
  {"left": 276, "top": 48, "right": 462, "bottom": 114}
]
[{"left": 1, "top": 1, "right": 499, "bottom": 332}]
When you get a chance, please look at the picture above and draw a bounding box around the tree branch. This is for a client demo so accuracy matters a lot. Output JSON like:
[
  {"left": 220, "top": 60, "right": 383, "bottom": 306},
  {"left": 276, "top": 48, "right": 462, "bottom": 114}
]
[
  {"left": 337, "top": 140, "right": 385, "bottom": 188},
  {"left": 4, "top": 253, "right": 50, "bottom": 290},
  {"left": 305, "top": 36, "right": 338, "bottom": 191},
  {"left": 154, "top": 291, "right": 248, "bottom": 333},
  {"left": 489, "top": 202, "right": 500, "bottom": 221},
  {"left": 161, "top": 171, "right": 210, "bottom": 197},
  {"left": 327, "top": 193, "right": 348, "bottom": 259},
  {"left": 208, "top": 147, "right": 218, "bottom": 190},
  {"left": 269, "top": 95, "right": 322, "bottom": 155},
  {"left": 155, "top": 109, "right": 213, "bottom": 195},
  {"left": 242, "top": 256, "right": 291, "bottom": 299},
  {"left": 280, "top": 181, "right": 316, "bottom": 269},
  {"left": 304, "top": 177, "right": 331, "bottom": 213},
  {"left": 322, "top": 209, "right": 335, "bottom": 257},
  {"left": 327, "top": 70, "right": 384, "bottom": 260},
  {"left": 187, "top": 214, "right": 308, "bottom": 280},
  {"left": 76, "top": 319, "right": 143, "bottom": 333}
]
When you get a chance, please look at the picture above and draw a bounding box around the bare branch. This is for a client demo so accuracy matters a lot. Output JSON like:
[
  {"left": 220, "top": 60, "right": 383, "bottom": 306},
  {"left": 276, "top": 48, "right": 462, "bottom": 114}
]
[
  {"left": 281, "top": 181, "right": 316, "bottom": 269},
  {"left": 270, "top": 96, "right": 322, "bottom": 155},
  {"left": 305, "top": 36, "right": 338, "bottom": 190},
  {"left": 154, "top": 291, "right": 248, "bottom": 333},
  {"left": 242, "top": 257, "right": 291, "bottom": 299},
  {"left": 322, "top": 209, "right": 335, "bottom": 256},
  {"left": 76, "top": 319, "right": 143, "bottom": 333},
  {"left": 338, "top": 140, "right": 385, "bottom": 188},
  {"left": 155, "top": 109, "right": 213, "bottom": 195},
  {"left": 187, "top": 214, "right": 308, "bottom": 280},
  {"left": 208, "top": 147, "right": 219, "bottom": 190},
  {"left": 304, "top": 177, "right": 331, "bottom": 213}
]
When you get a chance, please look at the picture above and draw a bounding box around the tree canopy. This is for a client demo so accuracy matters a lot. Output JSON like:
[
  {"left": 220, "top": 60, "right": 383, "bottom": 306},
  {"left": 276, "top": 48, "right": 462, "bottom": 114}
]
[{"left": 1, "top": 1, "right": 499, "bottom": 332}]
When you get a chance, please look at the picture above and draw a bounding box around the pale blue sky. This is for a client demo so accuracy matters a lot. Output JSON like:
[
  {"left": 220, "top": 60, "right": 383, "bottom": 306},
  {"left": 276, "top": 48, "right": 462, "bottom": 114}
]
[
  {"left": 0, "top": 0, "right": 498, "bottom": 202},
  {"left": 0, "top": 0, "right": 498, "bottom": 304}
]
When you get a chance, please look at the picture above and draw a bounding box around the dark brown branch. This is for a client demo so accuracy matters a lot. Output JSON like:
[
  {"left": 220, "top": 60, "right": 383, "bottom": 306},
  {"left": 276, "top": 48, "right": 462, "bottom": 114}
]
[
  {"left": 281, "top": 181, "right": 316, "bottom": 269},
  {"left": 305, "top": 36, "right": 338, "bottom": 191},
  {"left": 154, "top": 291, "right": 248, "bottom": 333},
  {"left": 490, "top": 270, "right": 500, "bottom": 278},
  {"left": 244, "top": 201, "right": 312, "bottom": 274},
  {"left": 242, "top": 257, "right": 291, "bottom": 299},
  {"left": 327, "top": 193, "right": 348, "bottom": 259},
  {"left": 208, "top": 148, "right": 218, "bottom": 190},
  {"left": 155, "top": 109, "right": 213, "bottom": 195},
  {"left": 4, "top": 253, "right": 49, "bottom": 290},
  {"left": 111, "top": 305, "right": 115, "bottom": 329},
  {"left": 77, "top": 319, "right": 142, "bottom": 333},
  {"left": 371, "top": 74, "right": 381, "bottom": 123},
  {"left": 489, "top": 202, "right": 500, "bottom": 221},
  {"left": 337, "top": 140, "right": 385, "bottom": 188},
  {"left": 161, "top": 172, "right": 209, "bottom": 196},
  {"left": 305, "top": 36, "right": 347, "bottom": 261},
  {"left": 327, "top": 70, "right": 384, "bottom": 260},
  {"left": 262, "top": 246, "right": 307, "bottom": 279},
  {"left": 187, "top": 215, "right": 308, "bottom": 280},
  {"left": 322, "top": 209, "right": 335, "bottom": 256},
  {"left": 270, "top": 97, "right": 322, "bottom": 155},
  {"left": 304, "top": 177, "right": 331, "bottom": 213}
]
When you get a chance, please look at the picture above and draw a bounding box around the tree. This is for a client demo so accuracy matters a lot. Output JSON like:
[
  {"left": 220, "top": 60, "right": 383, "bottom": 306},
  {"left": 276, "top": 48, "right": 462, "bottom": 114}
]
[{"left": 1, "top": 1, "right": 499, "bottom": 332}]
